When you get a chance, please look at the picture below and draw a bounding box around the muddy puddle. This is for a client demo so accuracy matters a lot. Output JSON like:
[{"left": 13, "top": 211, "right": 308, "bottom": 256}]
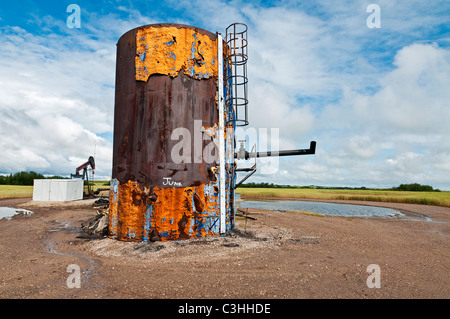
[
  {"left": 239, "top": 200, "right": 405, "bottom": 218},
  {"left": 0, "top": 207, "right": 34, "bottom": 220}
]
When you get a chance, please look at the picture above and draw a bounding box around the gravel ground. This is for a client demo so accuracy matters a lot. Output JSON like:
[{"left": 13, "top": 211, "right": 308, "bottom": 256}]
[{"left": 0, "top": 197, "right": 448, "bottom": 299}]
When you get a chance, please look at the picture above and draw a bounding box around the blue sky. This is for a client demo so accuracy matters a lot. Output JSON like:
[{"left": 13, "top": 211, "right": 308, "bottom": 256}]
[{"left": 1, "top": 0, "right": 449, "bottom": 189}]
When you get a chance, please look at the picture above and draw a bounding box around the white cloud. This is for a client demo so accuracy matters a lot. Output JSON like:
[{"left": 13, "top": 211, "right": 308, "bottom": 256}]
[
  {"left": 349, "top": 43, "right": 450, "bottom": 134},
  {"left": 0, "top": 4, "right": 162, "bottom": 178},
  {"left": 308, "top": 43, "right": 450, "bottom": 188},
  {"left": 0, "top": 23, "right": 115, "bottom": 178},
  {"left": 352, "top": 43, "right": 450, "bottom": 139},
  {"left": 236, "top": 40, "right": 450, "bottom": 189},
  {"left": 345, "top": 136, "right": 378, "bottom": 159}
]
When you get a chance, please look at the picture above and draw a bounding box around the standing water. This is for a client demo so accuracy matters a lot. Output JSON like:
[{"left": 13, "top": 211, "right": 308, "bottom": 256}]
[
  {"left": 238, "top": 200, "right": 405, "bottom": 218},
  {"left": 0, "top": 207, "right": 34, "bottom": 220}
]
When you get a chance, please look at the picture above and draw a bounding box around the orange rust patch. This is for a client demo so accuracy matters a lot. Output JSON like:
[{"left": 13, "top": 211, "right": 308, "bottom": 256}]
[
  {"left": 136, "top": 26, "right": 218, "bottom": 81},
  {"left": 108, "top": 179, "right": 221, "bottom": 242}
]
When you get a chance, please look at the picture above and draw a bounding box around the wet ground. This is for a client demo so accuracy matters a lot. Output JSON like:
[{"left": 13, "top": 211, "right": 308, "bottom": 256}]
[
  {"left": 0, "top": 206, "right": 34, "bottom": 220},
  {"left": 0, "top": 197, "right": 449, "bottom": 299},
  {"left": 238, "top": 199, "right": 406, "bottom": 218}
]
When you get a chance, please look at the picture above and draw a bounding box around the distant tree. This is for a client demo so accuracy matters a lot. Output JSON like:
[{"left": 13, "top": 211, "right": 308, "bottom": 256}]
[
  {"left": 392, "top": 183, "right": 438, "bottom": 192},
  {"left": 0, "top": 171, "right": 67, "bottom": 185}
]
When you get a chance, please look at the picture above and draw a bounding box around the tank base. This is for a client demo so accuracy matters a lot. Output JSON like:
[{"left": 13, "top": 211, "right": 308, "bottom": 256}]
[{"left": 108, "top": 179, "right": 233, "bottom": 242}]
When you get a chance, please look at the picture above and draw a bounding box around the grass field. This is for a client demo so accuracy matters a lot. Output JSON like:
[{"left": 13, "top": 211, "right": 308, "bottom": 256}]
[
  {"left": 237, "top": 187, "right": 450, "bottom": 207},
  {"left": 0, "top": 181, "right": 110, "bottom": 199},
  {"left": 0, "top": 185, "right": 34, "bottom": 198},
  {"left": 2, "top": 184, "right": 449, "bottom": 207}
]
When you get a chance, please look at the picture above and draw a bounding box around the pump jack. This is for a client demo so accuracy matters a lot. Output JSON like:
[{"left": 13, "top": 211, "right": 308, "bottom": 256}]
[{"left": 71, "top": 156, "right": 96, "bottom": 197}]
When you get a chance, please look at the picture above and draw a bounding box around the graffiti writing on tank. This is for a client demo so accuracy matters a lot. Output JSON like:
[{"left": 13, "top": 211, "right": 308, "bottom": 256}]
[{"left": 162, "top": 177, "right": 182, "bottom": 187}]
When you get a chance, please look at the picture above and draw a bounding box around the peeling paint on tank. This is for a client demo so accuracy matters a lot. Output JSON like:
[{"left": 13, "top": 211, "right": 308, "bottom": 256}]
[
  {"left": 139, "top": 51, "right": 146, "bottom": 62},
  {"left": 163, "top": 39, "right": 175, "bottom": 46},
  {"left": 202, "top": 124, "right": 219, "bottom": 151},
  {"left": 109, "top": 179, "right": 119, "bottom": 239},
  {"left": 126, "top": 227, "right": 136, "bottom": 239},
  {"left": 135, "top": 26, "right": 218, "bottom": 82},
  {"left": 167, "top": 51, "right": 176, "bottom": 61},
  {"left": 108, "top": 179, "right": 223, "bottom": 242},
  {"left": 142, "top": 203, "right": 153, "bottom": 242},
  {"left": 159, "top": 231, "right": 169, "bottom": 237}
]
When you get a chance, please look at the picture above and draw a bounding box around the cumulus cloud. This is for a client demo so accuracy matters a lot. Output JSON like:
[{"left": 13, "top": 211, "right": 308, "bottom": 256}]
[
  {"left": 0, "top": 4, "right": 164, "bottom": 179},
  {"left": 0, "top": 23, "right": 116, "bottom": 177},
  {"left": 307, "top": 43, "right": 450, "bottom": 188},
  {"left": 212, "top": 1, "right": 449, "bottom": 189},
  {"left": 350, "top": 43, "right": 450, "bottom": 133}
]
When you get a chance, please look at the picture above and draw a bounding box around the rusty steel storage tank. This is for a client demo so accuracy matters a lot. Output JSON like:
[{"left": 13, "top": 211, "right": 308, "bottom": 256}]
[{"left": 109, "top": 23, "right": 237, "bottom": 241}]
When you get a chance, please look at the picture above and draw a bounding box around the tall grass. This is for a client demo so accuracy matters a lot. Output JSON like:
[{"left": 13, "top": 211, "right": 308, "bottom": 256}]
[
  {"left": 237, "top": 188, "right": 450, "bottom": 207},
  {"left": 2, "top": 184, "right": 449, "bottom": 207},
  {"left": 0, "top": 185, "right": 34, "bottom": 198}
]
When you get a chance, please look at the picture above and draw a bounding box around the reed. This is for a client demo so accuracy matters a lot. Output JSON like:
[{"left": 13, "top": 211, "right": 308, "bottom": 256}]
[{"left": 237, "top": 188, "right": 450, "bottom": 207}]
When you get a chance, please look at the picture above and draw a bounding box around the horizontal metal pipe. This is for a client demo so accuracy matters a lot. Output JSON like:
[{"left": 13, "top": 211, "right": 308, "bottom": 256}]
[
  {"left": 234, "top": 167, "right": 256, "bottom": 172},
  {"left": 235, "top": 141, "right": 316, "bottom": 159}
]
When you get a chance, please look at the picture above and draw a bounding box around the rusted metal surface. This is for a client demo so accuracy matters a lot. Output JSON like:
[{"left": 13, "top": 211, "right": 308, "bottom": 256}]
[
  {"left": 110, "top": 24, "right": 235, "bottom": 242},
  {"left": 109, "top": 179, "right": 225, "bottom": 241},
  {"left": 135, "top": 25, "right": 218, "bottom": 81},
  {"left": 112, "top": 72, "right": 219, "bottom": 187}
]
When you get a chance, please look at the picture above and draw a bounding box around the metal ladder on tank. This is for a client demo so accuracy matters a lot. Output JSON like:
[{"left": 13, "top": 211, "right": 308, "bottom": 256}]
[
  {"left": 225, "top": 23, "right": 249, "bottom": 127},
  {"left": 217, "top": 23, "right": 250, "bottom": 234}
]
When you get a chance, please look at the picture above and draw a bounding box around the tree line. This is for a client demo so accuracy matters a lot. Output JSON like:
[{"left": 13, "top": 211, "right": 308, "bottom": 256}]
[
  {"left": 1, "top": 171, "right": 441, "bottom": 192},
  {"left": 391, "top": 183, "right": 440, "bottom": 192},
  {"left": 0, "top": 171, "right": 67, "bottom": 186},
  {"left": 238, "top": 182, "right": 440, "bottom": 192}
]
